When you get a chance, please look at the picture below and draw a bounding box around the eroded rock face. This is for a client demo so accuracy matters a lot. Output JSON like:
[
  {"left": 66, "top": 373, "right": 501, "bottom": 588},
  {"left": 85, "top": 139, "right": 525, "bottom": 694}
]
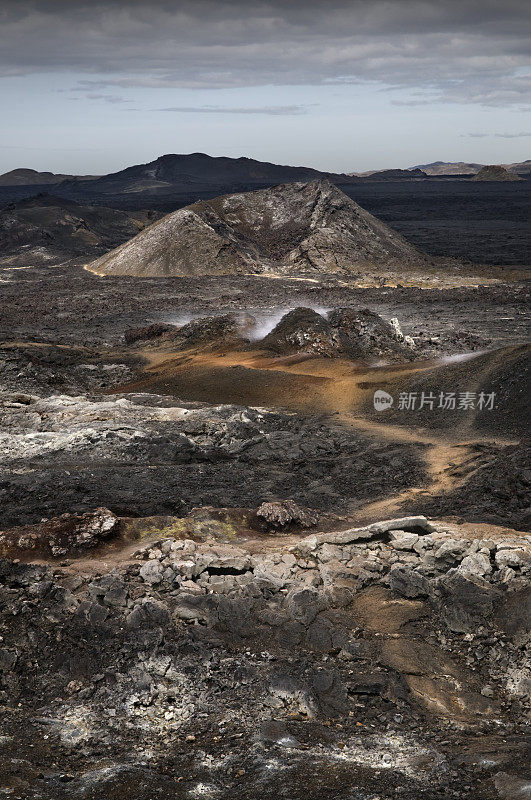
[
  {"left": 0, "top": 517, "right": 529, "bottom": 799},
  {"left": 88, "top": 180, "right": 426, "bottom": 277}
]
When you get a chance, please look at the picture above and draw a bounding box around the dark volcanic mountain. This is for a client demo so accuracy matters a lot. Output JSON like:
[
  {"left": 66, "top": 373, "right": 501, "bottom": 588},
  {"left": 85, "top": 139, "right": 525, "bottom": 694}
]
[
  {"left": 0, "top": 168, "right": 97, "bottom": 186},
  {"left": 0, "top": 194, "right": 158, "bottom": 266},
  {"left": 61, "top": 151, "right": 359, "bottom": 199},
  {"left": 88, "top": 179, "right": 426, "bottom": 278}
]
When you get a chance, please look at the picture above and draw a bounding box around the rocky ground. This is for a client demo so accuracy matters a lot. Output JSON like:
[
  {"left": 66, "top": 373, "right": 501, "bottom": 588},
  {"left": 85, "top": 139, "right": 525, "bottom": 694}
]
[
  {"left": 0, "top": 391, "right": 427, "bottom": 528},
  {"left": 0, "top": 250, "right": 529, "bottom": 798},
  {"left": 0, "top": 511, "right": 529, "bottom": 799}
]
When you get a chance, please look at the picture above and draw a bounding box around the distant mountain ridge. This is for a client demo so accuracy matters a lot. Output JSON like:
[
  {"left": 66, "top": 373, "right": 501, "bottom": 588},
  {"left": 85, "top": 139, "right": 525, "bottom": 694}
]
[
  {"left": 410, "top": 160, "right": 531, "bottom": 176},
  {"left": 347, "top": 168, "right": 428, "bottom": 180},
  {"left": 61, "top": 152, "right": 360, "bottom": 197},
  {"left": 1, "top": 154, "right": 528, "bottom": 208},
  {"left": 0, "top": 153, "right": 367, "bottom": 207},
  {"left": 350, "top": 160, "right": 530, "bottom": 177},
  {"left": 0, "top": 168, "right": 98, "bottom": 186}
]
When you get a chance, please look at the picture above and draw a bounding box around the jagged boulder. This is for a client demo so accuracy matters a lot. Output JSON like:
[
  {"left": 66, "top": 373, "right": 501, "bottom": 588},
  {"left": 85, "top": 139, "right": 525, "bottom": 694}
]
[
  {"left": 328, "top": 307, "right": 416, "bottom": 360},
  {"left": 0, "top": 507, "right": 118, "bottom": 558},
  {"left": 260, "top": 306, "right": 416, "bottom": 361},
  {"left": 124, "top": 322, "right": 177, "bottom": 344},
  {"left": 256, "top": 500, "right": 319, "bottom": 529},
  {"left": 166, "top": 312, "right": 257, "bottom": 350},
  {"left": 260, "top": 307, "right": 338, "bottom": 356}
]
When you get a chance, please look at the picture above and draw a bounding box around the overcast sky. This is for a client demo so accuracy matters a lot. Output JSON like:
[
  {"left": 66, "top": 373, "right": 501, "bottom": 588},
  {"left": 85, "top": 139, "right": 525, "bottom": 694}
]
[{"left": 1, "top": 0, "right": 530, "bottom": 174}]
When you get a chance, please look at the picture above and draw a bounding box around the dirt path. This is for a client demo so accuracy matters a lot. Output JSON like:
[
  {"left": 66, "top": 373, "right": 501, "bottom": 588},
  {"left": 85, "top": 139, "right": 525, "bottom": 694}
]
[{"left": 113, "top": 346, "right": 514, "bottom": 523}]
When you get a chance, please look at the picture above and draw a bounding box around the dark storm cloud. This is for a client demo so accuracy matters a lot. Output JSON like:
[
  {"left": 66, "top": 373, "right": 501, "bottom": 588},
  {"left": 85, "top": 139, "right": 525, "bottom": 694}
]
[{"left": 1, "top": 0, "right": 530, "bottom": 106}]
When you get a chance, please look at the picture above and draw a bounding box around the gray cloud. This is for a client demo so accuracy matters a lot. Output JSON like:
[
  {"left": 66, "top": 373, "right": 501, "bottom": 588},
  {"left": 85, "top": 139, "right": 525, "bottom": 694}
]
[
  {"left": 0, "top": 1, "right": 530, "bottom": 106},
  {"left": 438, "top": 75, "right": 531, "bottom": 107},
  {"left": 463, "top": 131, "right": 531, "bottom": 138},
  {"left": 495, "top": 131, "right": 531, "bottom": 138},
  {"left": 85, "top": 93, "right": 127, "bottom": 104},
  {"left": 391, "top": 99, "right": 433, "bottom": 107},
  {"left": 157, "top": 104, "right": 307, "bottom": 115}
]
